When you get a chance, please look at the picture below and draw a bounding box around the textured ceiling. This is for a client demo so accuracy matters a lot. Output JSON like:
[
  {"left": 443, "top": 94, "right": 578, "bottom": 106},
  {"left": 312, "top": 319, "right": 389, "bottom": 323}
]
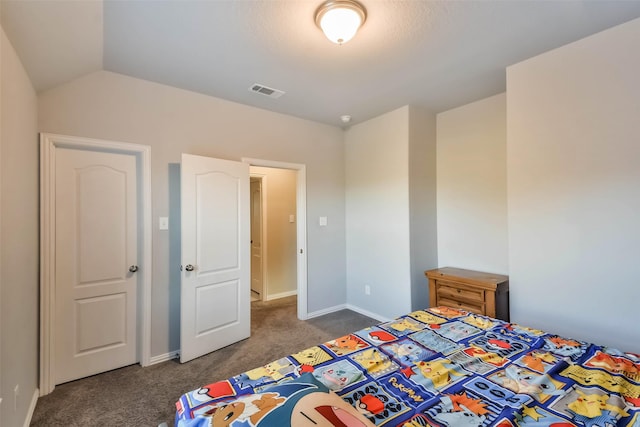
[{"left": 3, "top": 0, "right": 640, "bottom": 127}]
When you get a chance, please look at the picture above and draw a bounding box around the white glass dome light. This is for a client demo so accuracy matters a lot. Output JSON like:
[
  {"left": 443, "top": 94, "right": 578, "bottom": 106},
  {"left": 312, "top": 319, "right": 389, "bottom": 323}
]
[{"left": 315, "top": 0, "right": 367, "bottom": 45}]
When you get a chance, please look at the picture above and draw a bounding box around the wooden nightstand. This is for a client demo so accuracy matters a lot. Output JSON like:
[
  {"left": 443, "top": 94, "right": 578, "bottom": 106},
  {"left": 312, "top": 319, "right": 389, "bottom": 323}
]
[{"left": 425, "top": 267, "right": 510, "bottom": 321}]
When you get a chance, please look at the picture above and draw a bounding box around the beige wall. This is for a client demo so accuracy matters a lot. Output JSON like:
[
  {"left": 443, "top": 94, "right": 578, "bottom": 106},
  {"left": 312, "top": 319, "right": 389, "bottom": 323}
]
[
  {"left": 250, "top": 166, "right": 297, "bottom": 299},
  {"left": 345, "top": 105, "right": 437, "bottom": 319},
  {"left": 345, "top": 106, "right": 411, "bottom": 319},
  {"left": 436, "top": 93, "right": 508, "bottom": 274},
  {"left": 507, "top": 18, "right": 640, "bottom": 352},
  {"left": 38, "top": 70, "right": 346, "bottom": 358},
  {"left": 408, "top": 106, "right": 438, "bottom": 310},
  {"left": 1, "top": 26, "right": 39, "bottom": 427}
]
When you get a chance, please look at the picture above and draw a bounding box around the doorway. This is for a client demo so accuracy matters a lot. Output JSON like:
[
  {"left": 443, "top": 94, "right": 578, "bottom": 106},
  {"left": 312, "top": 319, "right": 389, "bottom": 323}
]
[
  {"left": 249, "top": 167, "right": 298, "bottom": 303},
  {"left": 250, "top": 176, "right": 265, "bottom": 301},
  {"left": 244, "top": 158, "right": 308, "bottom": 320},
  {"left": 39, "top": 133, "right": 152, "bottom": 395},
  {"left": 179, "top": 156, "right": 307, "bottom": 362}
]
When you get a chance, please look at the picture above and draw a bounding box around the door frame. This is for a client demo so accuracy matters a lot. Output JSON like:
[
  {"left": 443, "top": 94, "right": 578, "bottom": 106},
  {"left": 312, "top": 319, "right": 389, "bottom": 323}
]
[
  {"left": 249, "top": 174, "right": 267, "bottom": 300},
  {"left": 39, "top": 133, "right": 152, "bottom": 395},
  {"left": 242, "top": 158, "right": 308, "bottom": 319}
]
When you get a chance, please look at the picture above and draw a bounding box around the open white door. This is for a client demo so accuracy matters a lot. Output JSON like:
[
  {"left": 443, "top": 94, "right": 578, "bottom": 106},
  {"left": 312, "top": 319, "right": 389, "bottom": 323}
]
[{"left": 180, "top": 154, "right": 250, "bottom": 363}]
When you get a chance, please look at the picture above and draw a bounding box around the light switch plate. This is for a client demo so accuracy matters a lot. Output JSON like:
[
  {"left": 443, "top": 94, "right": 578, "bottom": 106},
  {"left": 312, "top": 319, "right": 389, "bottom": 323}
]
[
  {"left": 159, "top": 217, "right": 169, "bottom": 230},
  {"left": 289, "top": 214, "right": 295, "bottom": 223},
  {"left": 319, "top": 216, "right": 328, "bottom": 226}
]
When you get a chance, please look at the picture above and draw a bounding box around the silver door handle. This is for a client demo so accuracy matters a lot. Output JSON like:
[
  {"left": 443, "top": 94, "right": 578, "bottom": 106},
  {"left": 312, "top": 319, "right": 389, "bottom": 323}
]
[
  {"left": 129, "top": 265, "right": 139, "bottom": 273},
  {"left": 185, "top": 264, "right": 195, "bottom": 272}
]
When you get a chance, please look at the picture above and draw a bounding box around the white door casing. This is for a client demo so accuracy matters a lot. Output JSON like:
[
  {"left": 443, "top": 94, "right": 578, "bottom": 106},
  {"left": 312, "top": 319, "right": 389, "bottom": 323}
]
[
  {"left": 40, "top": 133, "right": 152, "bottom": 396},
  {"left": 180, "top": 154, "right": 251, "bottom": 363},
  {"left": 55, "top": 148, "right": 138, "bottom": 384}
]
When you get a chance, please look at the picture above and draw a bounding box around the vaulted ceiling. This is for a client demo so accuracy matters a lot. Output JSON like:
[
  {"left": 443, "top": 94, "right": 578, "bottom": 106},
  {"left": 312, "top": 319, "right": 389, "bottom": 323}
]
[{"left": 3, "top": 0, "right": 640, "bottom": 126}]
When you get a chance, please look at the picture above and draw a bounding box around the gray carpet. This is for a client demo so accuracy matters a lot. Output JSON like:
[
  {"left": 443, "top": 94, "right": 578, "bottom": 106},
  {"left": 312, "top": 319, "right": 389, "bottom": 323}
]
[{"left": 30, "top": 297, "right": 376, "bottom": 426}]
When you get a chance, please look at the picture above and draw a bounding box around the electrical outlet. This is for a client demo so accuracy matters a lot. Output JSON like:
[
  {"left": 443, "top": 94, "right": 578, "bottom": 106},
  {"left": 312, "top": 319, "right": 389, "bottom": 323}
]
[
  {"left": 14, "top": 384, "right": 19, "bottom": 412},
  {"left": 365, "top": 285, "right": 371, "bottom": 295}
]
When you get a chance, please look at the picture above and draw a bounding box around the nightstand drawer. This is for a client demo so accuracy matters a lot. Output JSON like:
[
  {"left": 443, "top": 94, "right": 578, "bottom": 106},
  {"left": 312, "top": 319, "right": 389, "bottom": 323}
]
[
  {"left": 437, "top": 297, "right": 484, "bottom": 315},
  {"left": 437, "top": 282, "right": 484, "bottom": 302}
]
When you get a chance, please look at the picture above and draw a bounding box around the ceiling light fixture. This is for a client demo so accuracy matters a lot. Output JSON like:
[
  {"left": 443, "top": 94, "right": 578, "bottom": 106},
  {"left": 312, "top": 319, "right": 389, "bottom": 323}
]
[{"left": 315, "top": 0, "right": 367, "bottom": 45}]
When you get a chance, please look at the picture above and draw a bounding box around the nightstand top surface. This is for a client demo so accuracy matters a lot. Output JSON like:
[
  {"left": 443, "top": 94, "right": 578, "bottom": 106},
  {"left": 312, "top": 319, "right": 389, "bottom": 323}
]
[{"left": 425, "top": 267, "right": 509, "bottom": 286}]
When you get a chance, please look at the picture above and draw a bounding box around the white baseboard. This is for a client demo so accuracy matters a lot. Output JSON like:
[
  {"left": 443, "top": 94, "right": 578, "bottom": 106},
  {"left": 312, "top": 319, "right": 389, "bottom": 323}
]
[
  {"left": 24, "top": 388, "right": 39, "bottom": 427},
  {"left": 264, "top": 290, "right": 297, "bottom": 301},
  {"left": 345, "top": 304, "right": 390, "bottom": 323},
  {"left": 148, "top": 350, "right": 180, "bottom": 365},
  {"left": 306, "top": 303, "right": 391, "bottom": 323},
  {"left": 306, "top": 304, "right": 347, "bottom": 319}
]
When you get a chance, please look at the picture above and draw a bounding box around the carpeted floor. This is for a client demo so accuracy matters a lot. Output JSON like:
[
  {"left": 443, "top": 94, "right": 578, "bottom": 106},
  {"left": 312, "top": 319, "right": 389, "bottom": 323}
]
[{"left": 30, "top": 297, "right": 376, "bottom": 426}]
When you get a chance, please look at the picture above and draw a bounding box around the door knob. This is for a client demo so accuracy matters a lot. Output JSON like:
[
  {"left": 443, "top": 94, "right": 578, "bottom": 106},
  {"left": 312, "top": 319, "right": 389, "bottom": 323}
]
[
  {"left": 185, "top": 264, "right": 195, "bottom": 272},
  {"left": 129, "top": 265, "right": 139, "bottom": 273}
]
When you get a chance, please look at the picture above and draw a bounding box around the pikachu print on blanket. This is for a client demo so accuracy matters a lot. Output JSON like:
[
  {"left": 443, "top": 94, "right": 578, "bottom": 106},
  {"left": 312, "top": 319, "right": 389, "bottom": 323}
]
[
  {"left": 401, "top": 357, "right": 469, "bottom": 392},
  {"left": 234, "top": 357, "right": 295, "bottom": 389},
  {"left": 351, "top": 348, "right": 399, "bottom": 379}
]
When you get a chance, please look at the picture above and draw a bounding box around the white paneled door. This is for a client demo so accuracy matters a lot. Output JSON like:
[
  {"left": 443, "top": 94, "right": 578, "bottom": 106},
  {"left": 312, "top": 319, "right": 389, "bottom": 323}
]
[
  {"left": 55, "top": 147, "right": 138, "bottom": 384},
  {"left": 180, "top": 154, "right": 250, "bottom": 363}
]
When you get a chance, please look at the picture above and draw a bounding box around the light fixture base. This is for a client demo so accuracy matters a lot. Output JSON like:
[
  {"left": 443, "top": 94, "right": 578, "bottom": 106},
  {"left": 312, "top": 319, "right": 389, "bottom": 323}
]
[{"left": 315, "top": 0, "right": 367, "bottom": 45}]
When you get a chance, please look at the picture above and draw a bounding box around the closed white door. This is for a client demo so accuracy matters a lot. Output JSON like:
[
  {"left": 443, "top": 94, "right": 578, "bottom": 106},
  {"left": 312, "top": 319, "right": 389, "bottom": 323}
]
[
  {"left": 55, "top": 147, "right": 138, "bottom": 384},
  {"left": 180, "top": 154, "right": 250, "bottom": 363},
  {"left": 250, "top": 179, "right": 263, "bottom": 297}
]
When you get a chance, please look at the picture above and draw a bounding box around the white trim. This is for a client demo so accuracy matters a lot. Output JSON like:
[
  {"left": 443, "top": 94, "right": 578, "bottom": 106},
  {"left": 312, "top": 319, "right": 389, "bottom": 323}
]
[
  {"left": 23, "top": 388, "right": 39, "bottom": 427},
  {"left": 306, "top": 303, "right": 389, "bottom": 323},
  {"left": 149, "top": 350, "right": 180, "bottom": 365},
  {"left": 306, "top": 304, "right": 347, "bottom": 319},
  {"left": 344, "top": 304, "right": 390, "bottom": 323},
  {"left": 265, "top": 290, "right": 298, "bottom": 301},
  {"left": 242, "top": 158, "right": 308, "bottom": 320},
  {"left": 39, "top": 135, "right": 54, "bottom": 396},
  {"left": 39, "top": 133, "right": 152, "bottom": 395},
  {"left": 249, "top": 173, "right": 267, "bottom": 300}
]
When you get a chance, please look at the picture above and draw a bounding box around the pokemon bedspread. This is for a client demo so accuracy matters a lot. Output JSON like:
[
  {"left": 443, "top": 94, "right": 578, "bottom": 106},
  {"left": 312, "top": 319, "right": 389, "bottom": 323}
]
[{"left": 175, "top": 306, "right": 640, "bottom": 427}]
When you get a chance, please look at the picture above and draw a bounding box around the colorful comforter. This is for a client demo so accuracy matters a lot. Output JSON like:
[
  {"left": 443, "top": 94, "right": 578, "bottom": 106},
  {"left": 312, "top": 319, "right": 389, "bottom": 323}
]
[{"left": 175, "top": 306, "right": 640, "bottom": 427}]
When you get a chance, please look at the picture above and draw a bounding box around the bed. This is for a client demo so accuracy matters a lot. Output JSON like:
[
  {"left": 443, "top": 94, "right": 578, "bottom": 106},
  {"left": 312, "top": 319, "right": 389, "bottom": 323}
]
[{"left": 175, "top": 306, "right": 640, "bottom": 426}]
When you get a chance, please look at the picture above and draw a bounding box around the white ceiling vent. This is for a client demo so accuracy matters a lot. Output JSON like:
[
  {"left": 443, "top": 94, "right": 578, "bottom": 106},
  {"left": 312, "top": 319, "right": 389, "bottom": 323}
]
[{"left": 249, "top": 83, "right": 285, "bottom": 99}]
